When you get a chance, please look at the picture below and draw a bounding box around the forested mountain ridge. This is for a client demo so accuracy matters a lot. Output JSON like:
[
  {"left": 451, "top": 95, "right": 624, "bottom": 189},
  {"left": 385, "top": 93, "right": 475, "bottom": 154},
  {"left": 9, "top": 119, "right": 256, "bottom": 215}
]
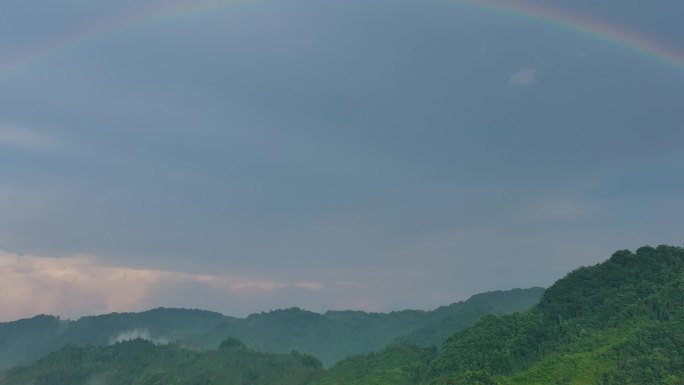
[
  {"left": 317, "top": 245, "right": 684, "bottom": 384},
  {"left": 5, "top": 246, "right": 684, "bottom": 385},
  {"left": 425, "top": 245, "right": 684, "bottom": 384},
  {"left": 0, "top": 288, "right": 543, "bottom": 369},
  {"left": 0, "top": 308, "right": 227, "bottom": 370},
  {"left": 190, "top": 287, "right": 544, "bottom": 366},
  {"left": 395, "top": 288, "right": 544, "bottom": 348}
]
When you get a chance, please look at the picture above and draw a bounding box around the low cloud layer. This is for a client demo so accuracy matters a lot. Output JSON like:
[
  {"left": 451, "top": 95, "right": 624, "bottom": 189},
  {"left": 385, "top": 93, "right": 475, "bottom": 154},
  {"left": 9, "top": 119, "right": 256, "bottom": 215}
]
[{"left": 0, "top": 250, "right": 325, "bottom": 321}]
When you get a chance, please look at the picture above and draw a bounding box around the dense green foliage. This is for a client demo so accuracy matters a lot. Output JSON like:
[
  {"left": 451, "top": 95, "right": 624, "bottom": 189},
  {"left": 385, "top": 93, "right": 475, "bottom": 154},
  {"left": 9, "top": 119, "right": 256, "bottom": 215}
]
[
  {"left": 425, "top": 245, "right": 684, "bottom": 384},
  {"left": 2, "top": 338, "right": 323, "bottom": 385},
  {"left": 0, "top": 288, "right": 542, "bottom": 369},
  {"left": 396, "top": 288, "right": 544, "bottom": 348},
  {"left": 314, "top": 344, "right": 437, "bottom": 385}
]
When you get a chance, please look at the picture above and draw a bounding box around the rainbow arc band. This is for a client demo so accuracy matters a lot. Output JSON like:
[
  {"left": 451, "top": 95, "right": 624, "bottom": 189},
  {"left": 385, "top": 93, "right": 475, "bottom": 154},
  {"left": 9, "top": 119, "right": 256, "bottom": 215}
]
[
  {"left": 0, "top": 0, "right": 682, "bottom": 80},
  {"left": 452, "top": 0, "right": 684, "bottom": 71}
]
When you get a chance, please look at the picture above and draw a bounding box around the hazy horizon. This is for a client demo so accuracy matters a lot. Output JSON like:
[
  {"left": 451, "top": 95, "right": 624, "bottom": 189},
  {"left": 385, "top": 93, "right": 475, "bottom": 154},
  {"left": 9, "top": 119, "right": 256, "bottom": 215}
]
[
  {"left": 0, "top": 283, "right": 547, "bottom": 323},
  {"left": 1, "top": 0, "right": 683, "bottom": 322}
]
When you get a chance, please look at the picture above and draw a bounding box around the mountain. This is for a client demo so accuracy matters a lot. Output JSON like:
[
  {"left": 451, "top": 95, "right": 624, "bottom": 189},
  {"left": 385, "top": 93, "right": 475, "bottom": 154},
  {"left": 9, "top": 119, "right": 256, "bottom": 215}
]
[
  {"left": 426, "top": 245, "right": 684, "bottom": 384},
  {"left": 313, "top": 343, "right": 437, "bottom": 385},
  {"left": 187, "top": 287, "right": 544, "bottom": 366},
  {"left": 0, "top": 308, "right": 226, "bottom": 370},
  {"left": 1, "top": 338, "right": 323, "bottom": 385},
  {"left": 6, "top": 245, "right": 684, "bottom": 384},
  {"left": 394, "top": 288, "right": 545, "bottom": 348},
  {"left": 0, "top": 288, "right": 543, "bottom": 369},
  {"left": 318, "top": 245, "right": 684, "bottom": 384}
]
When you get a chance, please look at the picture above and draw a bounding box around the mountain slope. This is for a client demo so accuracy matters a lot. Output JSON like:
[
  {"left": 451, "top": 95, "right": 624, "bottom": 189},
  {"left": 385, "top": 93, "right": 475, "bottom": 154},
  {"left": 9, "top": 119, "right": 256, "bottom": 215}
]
[
  {"left": 0, "top": 288, "right": 543, "bottom": 369},
  {"left": 313, "top": 344, "right": 437, "bottom": 385},
  {"left": 1, "top": 338, "right": 323, "bottom": 385},
  {"left": 395, "top": 288, "right": 545, "bottom": 348},
  {"left": 313, "top": 245, "right": 684, "bottom": 385},
  {"left": 427, "top": 245, "right": 684, "bottom": 384},
  {"left": 188, "top": 288, "right": 544, "bottom": 366},
  {"left": 0, "top": 308, "right": 226, "bottom": 370}
]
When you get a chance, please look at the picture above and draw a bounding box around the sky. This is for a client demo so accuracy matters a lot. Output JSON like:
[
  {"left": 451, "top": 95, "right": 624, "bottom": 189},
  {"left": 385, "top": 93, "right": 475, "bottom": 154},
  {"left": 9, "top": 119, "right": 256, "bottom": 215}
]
[{"left": 1, "top": 0, "right": 683, "bottom": 321}]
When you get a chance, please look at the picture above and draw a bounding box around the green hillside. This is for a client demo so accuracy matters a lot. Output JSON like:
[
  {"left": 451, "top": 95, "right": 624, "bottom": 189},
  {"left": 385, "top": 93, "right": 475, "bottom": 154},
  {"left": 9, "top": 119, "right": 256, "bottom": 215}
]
[
  {"left": 0, "top": 308, "right": 227, "bottom": 370},
  {"left": 313, "top": 344, "right": 437, "bottom": 385},
  {"left": 316, "top": 245, "right": 684, "bottom": 385},
  {"left": 427, "top": 245, "right": 684, "bottom": 384},
  {"left": 0, "top": 288, "right": 543, "bottom": 369},
  {"left": 4, "top": 246, "right": 684, "bottom": 384},
  {"left": 395, "top": 288, "right": 545, "bottom": 348},
  {"left": 191, "top": 288, "right": 543, "bottom": 366},
  {"left": 1, "top": 338, "right": 323, "bottom": 385}
]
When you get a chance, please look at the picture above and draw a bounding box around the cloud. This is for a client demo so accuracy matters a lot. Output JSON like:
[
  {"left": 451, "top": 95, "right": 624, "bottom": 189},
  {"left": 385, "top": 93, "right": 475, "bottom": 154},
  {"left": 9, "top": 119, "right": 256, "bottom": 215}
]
[
  {"left": 334, "top": 280, "right": 366, "bottom": 288},
  {"left": 110, "top": 329, "right": 169, "bottom": 345},
  {"left": 219, "top": 280, "right": 288, "bottom": 294},
  {"left": 295, "top": 281, "right": 325, "bottom": 291},
  {"left": 0, "top": 250, "right": 292, "bottom": 321},
  {"left": 0, "top": 125, "right": 57, "bottom": 149},
  {"left": 0, "top": 248, "right": 409, "bottom": 319},
  {"left": 508, "top": 68, "right": 538, "bottom": 86}
]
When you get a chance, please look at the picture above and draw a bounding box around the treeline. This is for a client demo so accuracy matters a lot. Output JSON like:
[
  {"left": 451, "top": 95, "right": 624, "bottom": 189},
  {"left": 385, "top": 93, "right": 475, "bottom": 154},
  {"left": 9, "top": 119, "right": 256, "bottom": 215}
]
[
  {"left": 3, "top": 338, "right": 323, "bottom": 385},
  {"left": 5, "top": 246, "right": 684, "bottom": 384}
]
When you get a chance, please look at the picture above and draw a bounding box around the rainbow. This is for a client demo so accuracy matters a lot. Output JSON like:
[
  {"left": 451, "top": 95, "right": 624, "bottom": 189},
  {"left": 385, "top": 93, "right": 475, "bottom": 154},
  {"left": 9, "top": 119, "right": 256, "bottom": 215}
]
[
  {"left": 0, "top": 0, "right": 248, "bottom": 79},
  {"left": 452, "top": 0, "right": 684, "bottom": 71},
  {"left": 1, "top": 0, "right": 683, "bottom": 80}
]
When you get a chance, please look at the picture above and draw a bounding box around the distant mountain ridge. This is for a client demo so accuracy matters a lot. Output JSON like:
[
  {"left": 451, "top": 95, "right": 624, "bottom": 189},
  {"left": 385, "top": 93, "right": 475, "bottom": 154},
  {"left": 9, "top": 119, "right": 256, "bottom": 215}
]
[
  {"left": 0, "top": 287, "right": 544, "bottom": 369},
  {"left": 191, "top": 287, "right": 543, "bottom": 366},
  {"left": 6, "top": 245, "right": 684, "bottom": 384},
  {"left": 0, "top": 308, "right": 227, "bottom": 370}
]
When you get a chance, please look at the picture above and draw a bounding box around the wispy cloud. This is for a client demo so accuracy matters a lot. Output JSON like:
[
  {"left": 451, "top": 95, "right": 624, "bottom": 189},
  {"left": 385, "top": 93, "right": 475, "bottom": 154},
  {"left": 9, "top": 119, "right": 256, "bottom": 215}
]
[
  {"left": 109, "top": 329, "right": 169, "bottom": 345},
  {"left": 217, "top": 279, "right": 288, "bottom": 294},
  {"left": 0, "top": 250, "right": 292, "bottom": 321},
  {"left": 0, "top": 125, "right": 58, "bottom": 149},
  {"left": 508, "top": 69, "right": 538, "bottom": 86},
  {"left": 295, "top": 281, "right": 325, "bottom": 291}
]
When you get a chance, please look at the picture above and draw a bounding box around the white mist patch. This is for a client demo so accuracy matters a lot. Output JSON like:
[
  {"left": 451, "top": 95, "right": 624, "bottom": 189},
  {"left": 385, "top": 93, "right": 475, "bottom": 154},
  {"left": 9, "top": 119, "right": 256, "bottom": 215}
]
[
  {"left": 508, "top": 68, "right": 539, "bottom": 86},
  {"left": 110, "top": 329, "right": 169, "bottom": 345}
]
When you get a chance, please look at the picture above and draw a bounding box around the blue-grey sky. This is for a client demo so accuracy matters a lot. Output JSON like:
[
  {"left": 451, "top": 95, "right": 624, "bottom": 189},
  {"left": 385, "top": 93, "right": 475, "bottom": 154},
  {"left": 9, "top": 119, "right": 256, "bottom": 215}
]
[{"left": 1, "top": 0, "right": 683, "bottom": 321}]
